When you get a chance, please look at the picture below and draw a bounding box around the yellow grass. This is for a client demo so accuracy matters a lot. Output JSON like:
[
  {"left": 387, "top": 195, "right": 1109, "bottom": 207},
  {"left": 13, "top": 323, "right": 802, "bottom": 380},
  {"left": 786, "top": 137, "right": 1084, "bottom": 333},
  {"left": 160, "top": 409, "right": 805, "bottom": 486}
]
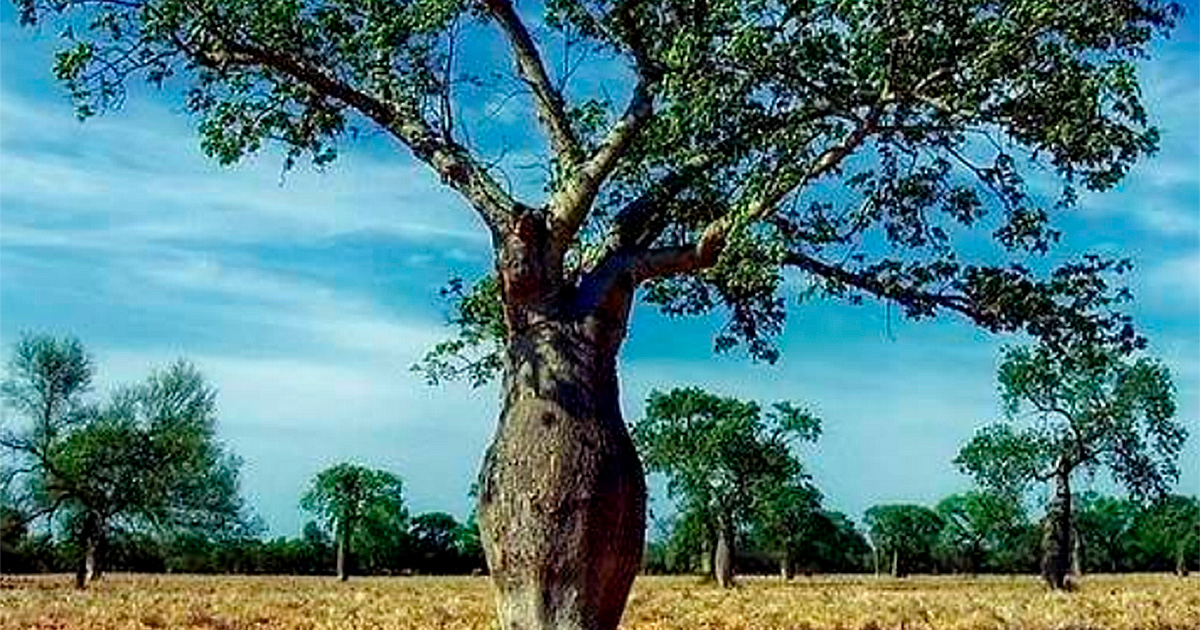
[{"left": 1, "top": 573, "right": 1197, "bottom": 629}]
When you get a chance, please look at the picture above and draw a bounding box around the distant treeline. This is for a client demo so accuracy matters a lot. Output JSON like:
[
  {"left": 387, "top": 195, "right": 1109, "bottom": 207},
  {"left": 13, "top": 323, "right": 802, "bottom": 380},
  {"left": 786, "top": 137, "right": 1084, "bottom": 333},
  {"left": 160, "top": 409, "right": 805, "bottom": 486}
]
[
  {"left": 1, "top": 336, "right": 1195, "bottom": 582},
  {"left": 6, "top": 492, "right": 1194, "bottom": 578},
  {"left": 1, "top": 510, "right": 486, "bottom": 576},
  {"left": 642, "top": 492, "right": 1199, "bottom": 578}
]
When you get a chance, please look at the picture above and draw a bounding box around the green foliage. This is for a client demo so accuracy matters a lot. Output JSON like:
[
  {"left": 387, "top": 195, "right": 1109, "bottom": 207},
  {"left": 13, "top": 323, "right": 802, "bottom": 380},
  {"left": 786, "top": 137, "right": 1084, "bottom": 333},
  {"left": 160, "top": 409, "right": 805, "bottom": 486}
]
[
  {"left": 934, "top": 490, "right": 1028, "bottom": 573},
  {"left": 864, "top": 504, "right": 944, "bottom": 576},
  {"left": 16, "top": 0, "right": 1175, "bottom": 382},
  {"left": 1129, "top": 494, "right": 1200, "bottom": 572},
  {"left": 634, "top": 387, "right": 820, "bottom": 523},
  {"left": 412, "top": 276, "right": 505, "bottom": 387},
  {"left": 1, "top": 334, "right": 247, "bottom": 579},
  {"left": 635, "top": 387, "right": 822, "bottom": 577},
  {"left": 300, "top": 462, "right": 408, "bottom": 574},
  {"left": 956, "top": 343, "right": 1185, "bottom": 500}
]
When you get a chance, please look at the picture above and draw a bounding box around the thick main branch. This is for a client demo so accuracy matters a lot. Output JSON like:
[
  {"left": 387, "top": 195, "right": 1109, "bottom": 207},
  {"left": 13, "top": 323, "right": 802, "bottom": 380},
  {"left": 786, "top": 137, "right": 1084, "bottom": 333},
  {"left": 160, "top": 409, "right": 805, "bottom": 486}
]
[
  {"left": 485, "top": 0, "right": 584, "bottom": 166},
  {"left": 204, "top": 32, "right": 518, "bottom": 231}
]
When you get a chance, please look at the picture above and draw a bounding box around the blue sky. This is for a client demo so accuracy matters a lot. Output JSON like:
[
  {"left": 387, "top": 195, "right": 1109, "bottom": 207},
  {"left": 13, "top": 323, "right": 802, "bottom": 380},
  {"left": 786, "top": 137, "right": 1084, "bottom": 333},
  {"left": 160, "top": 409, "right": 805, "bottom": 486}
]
[{"left": 1, "top": 3, "right": 1197, "bottom": 537}]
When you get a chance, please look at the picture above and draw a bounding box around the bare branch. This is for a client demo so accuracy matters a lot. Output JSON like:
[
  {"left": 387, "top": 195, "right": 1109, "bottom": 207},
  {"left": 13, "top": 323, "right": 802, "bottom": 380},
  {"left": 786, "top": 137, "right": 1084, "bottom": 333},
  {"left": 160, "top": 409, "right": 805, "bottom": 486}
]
[
  {"left": 209, "top": 36, "right": 520, "bottom": 231},
  {"left": 484, "top": 0, "right": 584, "bottom": 166}
]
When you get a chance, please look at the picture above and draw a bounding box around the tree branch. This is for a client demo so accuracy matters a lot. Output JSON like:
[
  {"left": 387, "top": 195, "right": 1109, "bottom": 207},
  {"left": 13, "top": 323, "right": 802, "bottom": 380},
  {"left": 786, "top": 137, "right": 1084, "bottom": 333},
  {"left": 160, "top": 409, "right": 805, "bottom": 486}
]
[
  {"left": 204, "top": 33, "right": 519, "bottom": 231},
  {"left": 484, "top": 0, "right": 584, "bottom": 166},
  {"left": 552, "top": 77, "right": 654, "bottom": 243},
  {"left": 781, "top": 251, "right": 984, "bottom": 322}
]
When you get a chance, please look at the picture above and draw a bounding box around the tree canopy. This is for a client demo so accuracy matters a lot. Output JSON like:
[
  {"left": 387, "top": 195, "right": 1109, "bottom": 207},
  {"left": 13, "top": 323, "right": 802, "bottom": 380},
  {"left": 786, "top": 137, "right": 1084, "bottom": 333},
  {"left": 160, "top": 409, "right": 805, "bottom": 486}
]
[
  {"left": 955, "top": 341, "right": 1185, "bottom": 588},
  {"left": 301, "top": 462, "right": 407, "bottom": 580},
  {"left": 1, "top": 334, "right": 246, "bottom": 588},
  {"left": 934, "top": 490, "right": 1027, "bottom": 574},
  {"left": 633, "top": 386, "right": 820, "bottom": 586},
  {"left": 956, "top": 343, "right": 1184, "bottom": 501},
  {"left": 864, "top": 503, "right": 944, "bottom": 577},
  {"left": 17, "top": 0, "right": 1174, "bottom": 372}
]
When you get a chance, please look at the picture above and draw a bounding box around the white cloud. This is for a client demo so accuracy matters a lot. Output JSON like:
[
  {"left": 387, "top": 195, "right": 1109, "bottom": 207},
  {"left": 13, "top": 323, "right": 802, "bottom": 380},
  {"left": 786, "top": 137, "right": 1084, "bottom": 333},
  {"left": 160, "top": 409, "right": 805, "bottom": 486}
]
[{"left": 0, "top": 92, "right": 491, "bottom": 249}]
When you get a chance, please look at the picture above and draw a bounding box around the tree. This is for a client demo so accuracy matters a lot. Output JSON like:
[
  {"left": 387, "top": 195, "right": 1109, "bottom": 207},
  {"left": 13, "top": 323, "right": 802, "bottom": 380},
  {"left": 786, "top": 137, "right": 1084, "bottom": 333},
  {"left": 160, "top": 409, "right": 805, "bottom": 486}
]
[
  {"left": 16, "top": 0, "right": 1181, "bottom": 624},
  {"left": 1129, "top": 494, "right": 1199, "bottom": 575},
  {"left": 751, "top": 477, "right": 823, "bottom": 579},
  {"left": 1073, "top": 492, "right": 1137, "bottom": 573},
  {"left": 300, "top": 463, "right": 406, "bottom": 581},
  {"left": 410, "top": 511, "right": 464, "bottom": 573},
  {"left": 934, "top": 490, "right": 1026, "bottom": 574},
  {"left": 955, "top": 343, "right": 1185, "bottom": 589},
  {"left": 1, "top": 334, "right": 246, "bottom": 588},
  {"left": 633, "top": 387, "right": 819, "bottom": 587},
  {"left": 864, "top": 504, "right": 943, "bottom": 577}
]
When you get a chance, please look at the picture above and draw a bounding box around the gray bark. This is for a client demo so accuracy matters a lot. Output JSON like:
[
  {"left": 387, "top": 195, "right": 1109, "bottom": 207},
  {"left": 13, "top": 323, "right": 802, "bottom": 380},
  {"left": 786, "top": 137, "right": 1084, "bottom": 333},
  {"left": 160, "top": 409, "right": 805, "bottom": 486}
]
[
  {"left": 74, "top": 513, "right": 99, "bottom": 590},
  {"left": 1042, "top": 466, "right": 1073, "bottom": 590},
  {"left": 714, "top": 512, "right": 734, "bottom": 588},
  {"left": 336, "top": 521, "right": 349, "bottom": 581},
  {"left": 478, "top": 317, "right": 645, "bottom": 630}
]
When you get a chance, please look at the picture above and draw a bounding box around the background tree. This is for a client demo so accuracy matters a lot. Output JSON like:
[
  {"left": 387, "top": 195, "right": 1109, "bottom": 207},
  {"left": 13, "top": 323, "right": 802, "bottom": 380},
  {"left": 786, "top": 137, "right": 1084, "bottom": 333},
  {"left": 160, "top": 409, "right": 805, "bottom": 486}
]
[
  {"left": 301, "top": 463, "right": 406, "bottom": 581},
  {"left": 1129, "top": 494, "right": 1199, "bottom": 576},
  {"left": 864, "top": 504, "right": 944, "bottom": 577},
  {"left": 1, "top": 335, "right": 246, "bottom": 588},
  {"left": 955, "top": 342, "right": 1185, "bottom": 589},
  {"left": 751, "top": 477, "right": 823, "bottom": 579},
  {"left": 1074, "top": 493, "right": 1138, "bottom": 573},
  {"left": 16, "top": 0, "right": 1181, "bottom": 623},
  {"left": 634, "top": 387, "right": 819, "bottom": 587},
  {"left": 934, "top": 491, "right": 1026, "bottom": 574},
  {"left": 410, "top": 511, "right": 466, "bottom": 573}
]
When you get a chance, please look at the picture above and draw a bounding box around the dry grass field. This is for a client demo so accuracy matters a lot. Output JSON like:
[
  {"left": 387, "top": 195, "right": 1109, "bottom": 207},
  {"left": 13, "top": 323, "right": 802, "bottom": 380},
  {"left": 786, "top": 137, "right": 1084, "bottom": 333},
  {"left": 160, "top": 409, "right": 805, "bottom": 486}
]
[{"left": 1, "top": 573, "right": 1196, "bottom": 630}]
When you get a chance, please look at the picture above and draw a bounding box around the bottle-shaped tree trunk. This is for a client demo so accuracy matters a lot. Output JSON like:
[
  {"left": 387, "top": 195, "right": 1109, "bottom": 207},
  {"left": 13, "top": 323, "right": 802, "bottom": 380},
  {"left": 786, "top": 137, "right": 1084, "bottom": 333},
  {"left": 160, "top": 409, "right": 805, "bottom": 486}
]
[
  {"left": 336, "top": 520, "right": 349, "bottom": 581},
  {"left": 478, "top": 315, "right": 645, "bottom": 629},
  {"left": 713, "top": 511, "right": 735, "bottom": 588},
  {"left": 1041, "top": 465, "right": 1073, "bottom": 590},
  {"left": 74, "top": 512, "right": 99, "bottom": 590}
]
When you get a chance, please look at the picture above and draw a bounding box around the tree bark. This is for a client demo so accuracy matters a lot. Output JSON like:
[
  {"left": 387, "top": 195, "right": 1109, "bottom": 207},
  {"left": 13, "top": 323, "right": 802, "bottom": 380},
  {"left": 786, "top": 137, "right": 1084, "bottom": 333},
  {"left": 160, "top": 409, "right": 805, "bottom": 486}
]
[
  {"left": 1175, "top": 543, "right": 1189, "bottom": 577},
  {"left": 478, "top": 317, "right": 645, "bottom": 630},
  {"left": 891, "top": 548, "right": 902, "bottom": 578},
  {"left": 74, "top": 513, "right": 99, "bottom": 590},
  {"left": 713, "top": 511, "right": 735, "bottom": 588},
  {"left": 1041, "top": 466, "right": 1073, "bottom": 590},
  {"left": 336, "top": 521, "right": 348, "bottom": 581},
  {"left": 779, "top": 550, "right": 794, "bottom": 581}
]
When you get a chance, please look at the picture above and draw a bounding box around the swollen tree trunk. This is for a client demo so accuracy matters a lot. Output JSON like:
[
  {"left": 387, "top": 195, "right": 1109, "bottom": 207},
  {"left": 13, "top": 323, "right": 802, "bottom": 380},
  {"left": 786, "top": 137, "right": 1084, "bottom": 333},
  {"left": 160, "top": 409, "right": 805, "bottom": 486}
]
[
  {"left": 713, "top": 512, "right": 735, "bottom": 589},
  {"left": 478, "top": 311, "right": 645, "bottom": 629},
  {"left": 1042, "top": 466, "right": 1073, "bottom": 590},
  {"left": 74, "top": 513, "right": 99, "bottom": 590},
  {"left": 336, "top": 520, "right": 349, "bottom": 582}
]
